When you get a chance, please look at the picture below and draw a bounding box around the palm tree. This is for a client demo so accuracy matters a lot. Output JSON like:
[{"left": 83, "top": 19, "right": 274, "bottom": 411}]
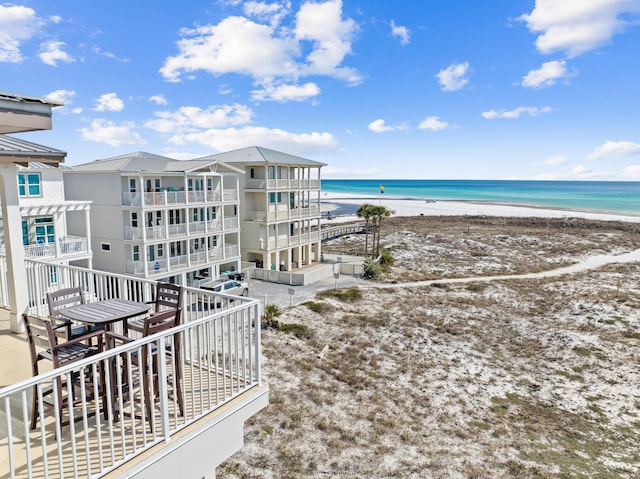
[
  {"left": 371, "top": 205, "right": 391, "bottom": 258},
  {"left": 356, "top": 203, "right": 375, "bottom": 258}
]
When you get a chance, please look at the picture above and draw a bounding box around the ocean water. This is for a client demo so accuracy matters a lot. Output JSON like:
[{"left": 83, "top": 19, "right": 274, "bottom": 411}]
[{"left": 321, "top": 179, "right": 640, "bottom": 217}]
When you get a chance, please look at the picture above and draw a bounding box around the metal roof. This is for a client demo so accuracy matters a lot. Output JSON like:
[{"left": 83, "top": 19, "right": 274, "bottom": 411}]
[
  {"left": 69, "top": 151, "right": 243, "bottom": 174},
  {"left": 196, "top": 146, "right": 326, "bottom": 167},
  {"left": 0, "top": 135, "right": 66, "bottom": 165},
  {"left": 0, "top": 91, "right": 63, "bottom": 107}
]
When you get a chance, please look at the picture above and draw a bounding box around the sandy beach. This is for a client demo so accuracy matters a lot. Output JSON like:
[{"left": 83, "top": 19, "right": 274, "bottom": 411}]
[{"left": 321, "top": 191, "right": 640, "bottom": 223}]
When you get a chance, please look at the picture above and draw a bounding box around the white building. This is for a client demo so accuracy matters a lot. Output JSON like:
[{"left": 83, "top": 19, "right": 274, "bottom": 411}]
[
  {"left": 63, "top": 152, "right": 244, "bottom": 286},
  {"left": 197, "top": 146, "right": 325, "bottom": 272},
  {"left": 0, "top": 161, "right": 92, "bottom": 268}
]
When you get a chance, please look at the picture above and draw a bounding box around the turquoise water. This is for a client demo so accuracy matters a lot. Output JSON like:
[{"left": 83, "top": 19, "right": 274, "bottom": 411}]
[{"left": 321, "top": 179, "right": 640, "bottom": 216}]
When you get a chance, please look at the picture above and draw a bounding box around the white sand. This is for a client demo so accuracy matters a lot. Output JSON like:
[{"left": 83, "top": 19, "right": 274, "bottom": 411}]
[{"left": 321, "top": 191, "right": 640, "bottom": 223}]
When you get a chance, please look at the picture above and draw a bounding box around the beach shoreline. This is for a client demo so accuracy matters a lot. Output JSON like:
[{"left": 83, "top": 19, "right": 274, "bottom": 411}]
[{"left": 320, "top": 191, "right": 640, "bottom": 223}]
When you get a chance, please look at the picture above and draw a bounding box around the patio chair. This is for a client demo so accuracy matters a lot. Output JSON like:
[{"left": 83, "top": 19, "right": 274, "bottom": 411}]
[
  {"left": 46, "top": 286, "right": 93, "bottom": 339},
  {"left": 23, "top": 314, "right": 105, "bottom": 430},
  {"left": 128, "top": 282, "right": 183, "bottom": 332},
  {"left": 107, "top": 307, "right": 184, "bottom": 430}
]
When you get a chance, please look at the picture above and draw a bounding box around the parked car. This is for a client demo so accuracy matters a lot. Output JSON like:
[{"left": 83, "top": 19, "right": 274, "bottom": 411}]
[
  {"left": 204, "top": 279, "right": 249, "bottom": 296},
  {"left": 200, "top": 279, "right": 249, "bottom": 307}
]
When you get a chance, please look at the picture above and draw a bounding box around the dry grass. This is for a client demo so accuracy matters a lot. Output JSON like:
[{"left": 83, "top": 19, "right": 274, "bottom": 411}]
[{"left": 219, "top": 216, "right": 640, "bottom": 479}]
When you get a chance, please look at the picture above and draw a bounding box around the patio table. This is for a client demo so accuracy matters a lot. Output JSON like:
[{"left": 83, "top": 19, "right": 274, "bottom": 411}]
[{"left": 58, "top": 298, "right": 150, "bottom": 335}]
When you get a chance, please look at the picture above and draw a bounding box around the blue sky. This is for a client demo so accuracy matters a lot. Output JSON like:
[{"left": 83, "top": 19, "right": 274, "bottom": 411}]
[{"left": 2, "top": 0, "right": 640, "bottom": 180}]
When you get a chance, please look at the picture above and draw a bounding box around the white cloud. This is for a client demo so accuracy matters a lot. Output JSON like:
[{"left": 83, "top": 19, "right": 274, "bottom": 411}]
[
  {"left": 45, "top": 89, "right": 76, "bottom": 105},
  {"left": 0, "top": 4, "right": 40, "bottom": 62},
  {"left": 481, "top": 106, "right": 552, "bottom": 119},
  {"left": 145, "top": 104, "right": 254, "bottom": 133},
  {"left": 160, "top": 0, "right": 361, "bottom": 92},
  {"left": 586, "top": 140, "right": 640, "bottom": 161},
  {"left": 294, "top": 0, "right": 360, "bottom": 83},
  {"left": 368, "top": 118, "right": 407, "bottom": 133},
  {"left": 390, "top": 20, "right": 410, "bottom": 45},
  {"left": 572, "top": 165, "right": 592, "bottom": 174},
  {"left": 93, "top": 93, "right": 124, "bottom": 112},
  {"left": 170, "top": 125, "right": 337, "bottom": 157},
  {"left": 541, "top": 154, "right": 570, "bottom": 166},
  {"left": 243, "top": 0, "right": 289, "bottom": 26},
  {"left": 622, "top": 165, "right": 640, "bottom": 178},
  {"left": 251, "top": 82, "right": 320, "bottom": 101},
  {"left": 522, "top": 60, "right": 575, "bottom": 88},
  {"left": 79, "top": 119, "right": 146, "bottom": 147},
  {"left": 436, "top": 62, "right": 470, "bottom": 91},
  {"left": 149, "top": 95, "right": 168, "bottom": 105},
  {"left": 519, "top": 0, "right": 640, "bottom": 57},
  {"left": 418, "top": 116, "right": 450, "bottom": 131},
  {"left": 44, "top": 89, "right": 81, "bottom": 113},
  {"left": 38, "top": 40, "right": 74, "bottom": 66}
]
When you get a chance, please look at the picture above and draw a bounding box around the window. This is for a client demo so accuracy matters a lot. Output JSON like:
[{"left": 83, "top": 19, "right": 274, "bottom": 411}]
[
  {"left": 18, "top": 173, "right": 41, "bottom": 197},
  {"left": 129, "top": 178, "right": 137, "bottom": 193},
  {"left": 148, "top": 245, "right": 155, "bottom": 261},
  {"left": 22, "top": 220, "right": 28, "bottom": 246},
  {"left": 269, "top": 192, "right": 275, "bottom": 203},
  {"left": 131, "top": 212, "right": 138, "bottom": 228},
  {"left": 101, "top": 242, "right": 111, "bottom": 252},
  {"left": 268, "top": 166, "right": 275, "bottom": 179},
  {"left": 277, "top": 192, "right": 282, "bottom": 203},
  {"left": 250, "top": 168, "right": 255, "bottom": 178},
  {"left": 133, "top": 245, "right": 140, "bottom": 261},
  {"left": 157, "top": 244, "right": 164, "bottom": 257},
  {"left": 35, "top": 217, "right": 54, "bottom": 244}
]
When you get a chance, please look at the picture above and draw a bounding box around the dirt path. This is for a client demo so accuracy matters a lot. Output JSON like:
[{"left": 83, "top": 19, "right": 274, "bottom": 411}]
[{"left": 371, "top": 247, "right": 640, "bottom": 288}]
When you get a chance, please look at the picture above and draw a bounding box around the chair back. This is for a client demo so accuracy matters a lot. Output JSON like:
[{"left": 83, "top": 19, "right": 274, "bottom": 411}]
[
  {"left": 143, "top": 307, "right": 182, "bottom": 337},
  {"left": 152, "top": 283, "right": 183, "bottom": 312},
  {"left": 23, "top": 314, "right": 51, "bottom": 374},
  {"left": 47, "top": 287, "right": 85, "bottom": 317}
]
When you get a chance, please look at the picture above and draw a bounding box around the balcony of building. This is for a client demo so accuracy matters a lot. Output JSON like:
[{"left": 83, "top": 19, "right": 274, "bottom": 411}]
[
  {"left": 0, "top": 235, "right": 90, "bottom": 262},
  {"left": 121, "top": 189, "right": 239, "bottom": 208},
  {"left": 0, "top": 259, "right": 268, "bottom": 479},
  {"left": 243, "top": 178, "right": 320, "bottom": 190}
]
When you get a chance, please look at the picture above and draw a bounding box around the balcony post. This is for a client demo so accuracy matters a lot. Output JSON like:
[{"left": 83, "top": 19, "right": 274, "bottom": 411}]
[{"left": 0, "top": 164, "right": 29, "bottom": 332}]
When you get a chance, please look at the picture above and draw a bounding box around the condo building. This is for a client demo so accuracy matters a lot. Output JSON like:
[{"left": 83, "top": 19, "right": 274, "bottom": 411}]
[
  {"left": 63, "top": 151, "right": 244, "bottom": 287},
  {"left": 196, "top": 146, "right": 325, "bottom": 273}
]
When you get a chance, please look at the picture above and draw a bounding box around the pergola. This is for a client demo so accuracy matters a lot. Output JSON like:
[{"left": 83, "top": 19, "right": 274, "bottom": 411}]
[{"left": 0, "top": 91, "right": 66, "bottom": 332}]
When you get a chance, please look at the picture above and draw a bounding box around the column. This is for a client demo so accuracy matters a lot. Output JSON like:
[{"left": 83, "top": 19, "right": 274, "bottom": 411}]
[{"left": 0, "top": 165, "right": 29, "bottom": 332}]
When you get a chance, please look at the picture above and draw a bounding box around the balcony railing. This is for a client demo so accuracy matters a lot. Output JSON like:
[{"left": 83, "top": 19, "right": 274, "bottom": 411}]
[
  {"left": 245, "top": 206, "right": 321, "bottom": 222},
  {"left": 1, "top": 259, "right": 262, "bottom": 478},
  {"left": 121, "top": 190, "right": 238, "bottom": 207},
  {"left": 0, "top": 236, "right": 90, "bottom": 261},
  {"left": 243, "top": 179, "right": 321, "bottom": 190}
]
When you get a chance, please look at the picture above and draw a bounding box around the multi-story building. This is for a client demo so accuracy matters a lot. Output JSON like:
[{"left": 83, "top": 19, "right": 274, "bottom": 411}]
[
  {"left": 63, "top": 151, "right": 244, "bottom": 286},
  {"left": 0, "top": 162, "right": 92, "bottom": 268},
  {"left": 197, "top": 146, "right": 325, "bottom": 272}
]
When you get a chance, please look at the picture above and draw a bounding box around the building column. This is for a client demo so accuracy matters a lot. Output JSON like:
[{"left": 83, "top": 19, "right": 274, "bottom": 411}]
[
  {"left": 85, "top": 208, "right": 93, "bottom": 269},
  {"left": 0, "top": 165, "right": 29, "bottom": 332}
]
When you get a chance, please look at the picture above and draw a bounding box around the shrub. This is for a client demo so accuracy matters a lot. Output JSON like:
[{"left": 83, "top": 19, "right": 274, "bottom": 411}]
[
  {"left": 303, "top": 301, "right": 325, "bottom": 313},
  {"left": 363, "top": 259, "right": 383, "bottom": 280},
  {"left": 262, "top": 303, "right": 282, "bottom": 329}
]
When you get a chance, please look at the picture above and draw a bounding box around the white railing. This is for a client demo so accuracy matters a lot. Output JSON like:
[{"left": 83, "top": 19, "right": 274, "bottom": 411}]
[
  {"left": 0, "top": 237, "right": 90, "bottom": 261},
  {"left": 1, "top": 301, "right": 261, "bottom": 478},
  {"left": 223, "top": 216, "right": 239, "bottom": 230},
  {"left": 243, "top": 179, "right": 321, "bottom": 190},
  {"left": 208, "top": 248, "right": 223, "bottom": 261},
  {"left": 223, "top": 190, "right": 237, "bottom": 201},
  {"left": 224, "top": 244, "right": 239, "bottom": 258},
  {"left": 2, "top": 260, "right": 261, "bottom": 478},
  {"left": 167, "top": 224, "right": 187, "bottom": 237}
]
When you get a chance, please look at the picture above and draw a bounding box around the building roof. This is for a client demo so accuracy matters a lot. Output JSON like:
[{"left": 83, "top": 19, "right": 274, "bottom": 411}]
[
  {"left": 0, "top": 135, "right": 66, "bottom": 165},
  {"left": 0, "top": 91, "right": 63, "bottom": 134},
  {"left": 69, "top": 151, "right": 243, "bottom": 174},
  {"left": 196, "top": 146, "right": 326, "bottom": 167}
]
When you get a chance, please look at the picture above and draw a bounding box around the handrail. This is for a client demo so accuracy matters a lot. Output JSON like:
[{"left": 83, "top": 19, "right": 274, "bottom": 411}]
[{"left": 1, "top": 297, "right": 261, "bottom": 478}]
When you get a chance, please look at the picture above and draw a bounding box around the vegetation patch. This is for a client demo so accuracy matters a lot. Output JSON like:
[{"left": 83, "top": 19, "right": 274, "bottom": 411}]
[{"left": 317, "top": 287, "right": 362, "bottom": 303}]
